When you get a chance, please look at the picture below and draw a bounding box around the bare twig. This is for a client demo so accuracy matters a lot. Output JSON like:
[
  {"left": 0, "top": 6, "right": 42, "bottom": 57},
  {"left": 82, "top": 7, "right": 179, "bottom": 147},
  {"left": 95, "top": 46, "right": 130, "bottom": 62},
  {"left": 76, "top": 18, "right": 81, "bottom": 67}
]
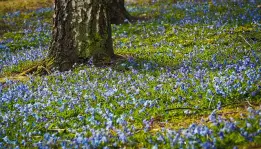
[
  {"left": 245, "top": 99, "right": 254, "bottom": 107},
  {"left": 239, "top": 34, "right": 253, "bottom": 48},
  {"left": 165, "top": 107, "right": 214, "bottom": 112}
]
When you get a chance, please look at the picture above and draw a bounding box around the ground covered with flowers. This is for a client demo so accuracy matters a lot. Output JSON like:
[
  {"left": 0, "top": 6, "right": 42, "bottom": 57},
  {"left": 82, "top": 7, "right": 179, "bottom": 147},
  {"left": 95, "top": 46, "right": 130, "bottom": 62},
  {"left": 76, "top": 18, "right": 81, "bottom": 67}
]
[{"left": 0, "top": 0, "right": 261, "bottom": 148}]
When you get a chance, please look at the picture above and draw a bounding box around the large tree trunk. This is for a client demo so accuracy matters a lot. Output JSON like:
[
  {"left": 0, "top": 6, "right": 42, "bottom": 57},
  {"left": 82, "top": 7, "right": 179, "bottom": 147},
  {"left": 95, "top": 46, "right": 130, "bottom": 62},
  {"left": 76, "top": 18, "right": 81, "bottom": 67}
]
[
  {"left": 48, "top": 0, "right": 114, "bottom": 71},
  {"left": 109, "top": 0, "right": 133, "bottom": 24}
]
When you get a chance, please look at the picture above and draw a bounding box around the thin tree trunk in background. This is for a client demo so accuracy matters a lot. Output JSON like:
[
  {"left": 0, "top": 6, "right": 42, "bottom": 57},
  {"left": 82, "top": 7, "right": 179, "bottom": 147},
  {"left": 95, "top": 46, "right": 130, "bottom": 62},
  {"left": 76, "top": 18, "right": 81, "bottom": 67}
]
[
  {"left": 110, "top": 0, "right": 133, "bottom": 24},
  {"left": 49, "top": 0, "right": 114, "bottom": 71}
]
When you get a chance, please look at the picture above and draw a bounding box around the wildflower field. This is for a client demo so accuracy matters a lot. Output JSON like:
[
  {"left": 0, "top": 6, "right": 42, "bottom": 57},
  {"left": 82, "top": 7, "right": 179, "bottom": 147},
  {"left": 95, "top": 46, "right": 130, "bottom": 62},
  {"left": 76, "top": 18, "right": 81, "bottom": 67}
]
[{"left": 0, "top": 0, "right": 261, "bottom": 148}]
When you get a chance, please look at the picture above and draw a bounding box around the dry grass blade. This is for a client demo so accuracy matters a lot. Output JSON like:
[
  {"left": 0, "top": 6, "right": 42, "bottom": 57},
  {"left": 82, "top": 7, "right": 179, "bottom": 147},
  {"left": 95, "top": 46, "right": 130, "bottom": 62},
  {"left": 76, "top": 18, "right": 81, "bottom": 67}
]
[{"left": 0, "top": 75, "right": 29, "bottom": 83}]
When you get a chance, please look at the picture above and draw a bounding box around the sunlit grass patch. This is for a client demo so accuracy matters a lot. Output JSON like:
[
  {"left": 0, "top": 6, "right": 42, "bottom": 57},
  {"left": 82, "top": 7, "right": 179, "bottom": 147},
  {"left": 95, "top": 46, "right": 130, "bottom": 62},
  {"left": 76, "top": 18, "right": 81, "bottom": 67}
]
[{"left": 0, "top": 0, "right": 53, "bottom": 14}]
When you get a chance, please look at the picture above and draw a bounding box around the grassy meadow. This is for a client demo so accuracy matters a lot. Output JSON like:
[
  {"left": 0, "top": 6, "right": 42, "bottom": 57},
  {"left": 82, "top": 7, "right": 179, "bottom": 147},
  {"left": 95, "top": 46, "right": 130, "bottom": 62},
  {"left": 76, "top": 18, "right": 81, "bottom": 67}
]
[{"left": 0, "top": 0, "right": 261, "bottom": 148}]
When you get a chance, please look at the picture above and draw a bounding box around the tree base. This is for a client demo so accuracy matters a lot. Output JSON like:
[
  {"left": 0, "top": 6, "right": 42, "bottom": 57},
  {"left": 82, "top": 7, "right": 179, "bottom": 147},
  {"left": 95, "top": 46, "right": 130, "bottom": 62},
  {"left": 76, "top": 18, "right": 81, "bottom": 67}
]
[
  {"left": 110, "top": 0, "right": 133, "bottom": 24},
  {"left": 78, "top": 54, "right": 126, "bottom": 67},
  {"left": 0, "top": 54, "right": 129, "bottom": 84}
]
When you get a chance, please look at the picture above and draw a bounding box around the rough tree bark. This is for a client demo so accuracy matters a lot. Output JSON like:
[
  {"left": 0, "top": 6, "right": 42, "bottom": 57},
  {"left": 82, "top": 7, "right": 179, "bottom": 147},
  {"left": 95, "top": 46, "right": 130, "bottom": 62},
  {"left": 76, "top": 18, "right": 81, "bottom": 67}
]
[
  {"left": 48, "top": 0, "right": 114, "bottom": 71},
  {"left": 109, "top": 0, "right": 133, "bottom": 24}
]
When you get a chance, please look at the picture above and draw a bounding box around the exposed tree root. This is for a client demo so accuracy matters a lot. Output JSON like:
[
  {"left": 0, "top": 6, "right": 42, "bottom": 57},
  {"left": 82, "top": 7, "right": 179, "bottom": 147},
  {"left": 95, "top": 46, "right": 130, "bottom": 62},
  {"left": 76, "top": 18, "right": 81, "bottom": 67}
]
[
  {"left": 0, "top": 55, "right": 128, "bottom": 83},
  {"left": 18, "top": 65, "right": 39, "bottom": 76},
  {"left": 17, "top": 59, "right": 51, "bottom": 76},
  {"left": 0, "top": 54, "right": 132, "bottom": 84},
  {"left": 0, "top": 59, "right": 51, "bottom": 83}
]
